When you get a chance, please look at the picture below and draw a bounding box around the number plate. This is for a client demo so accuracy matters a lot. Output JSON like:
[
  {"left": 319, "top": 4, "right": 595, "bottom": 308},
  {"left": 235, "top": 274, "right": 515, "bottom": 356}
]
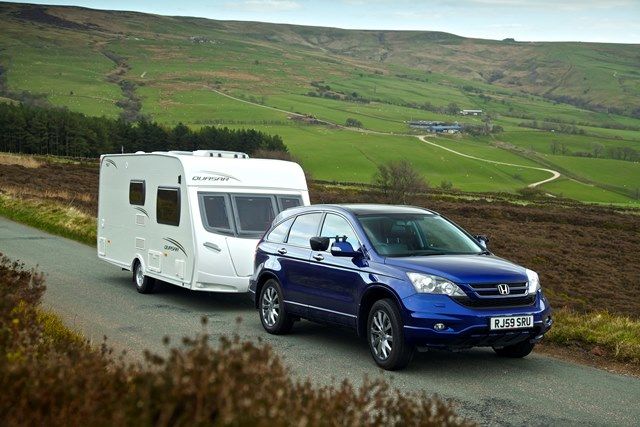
[{"left": 490, "top": 315, "right": 534, "bottom": 330}]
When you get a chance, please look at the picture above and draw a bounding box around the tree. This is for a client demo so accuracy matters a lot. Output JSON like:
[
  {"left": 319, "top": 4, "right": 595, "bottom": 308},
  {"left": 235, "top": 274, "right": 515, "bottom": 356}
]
[
  {"left": 446, "top": 102, "right": 460, "bottom": 115},
  {"left": 372, "top": 160, "right": 428, "bottom": 204},
  {"left": 345, "top": 118, "right": 363, "bottom": 128},
  {"left": 591, "top": 142, "right": 605, "bottom": 158}
]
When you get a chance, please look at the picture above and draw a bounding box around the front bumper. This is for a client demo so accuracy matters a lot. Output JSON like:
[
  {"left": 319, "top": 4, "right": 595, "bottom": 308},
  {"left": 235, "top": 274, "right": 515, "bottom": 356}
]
[{"left": 401, "top": 291, "right": 553, "bottom": 349}]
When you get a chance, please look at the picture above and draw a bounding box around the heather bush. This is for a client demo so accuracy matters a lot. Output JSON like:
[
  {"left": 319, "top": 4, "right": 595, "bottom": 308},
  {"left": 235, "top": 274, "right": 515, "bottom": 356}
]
[{"left": 0, "top": 254, "right": 470, "bottom": 426}]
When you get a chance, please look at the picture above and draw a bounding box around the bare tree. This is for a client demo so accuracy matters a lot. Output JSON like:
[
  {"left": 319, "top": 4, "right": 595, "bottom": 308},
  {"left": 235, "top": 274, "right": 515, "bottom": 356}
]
[{"left": 372, "top": 160, "right": 428, "bottom": 204}]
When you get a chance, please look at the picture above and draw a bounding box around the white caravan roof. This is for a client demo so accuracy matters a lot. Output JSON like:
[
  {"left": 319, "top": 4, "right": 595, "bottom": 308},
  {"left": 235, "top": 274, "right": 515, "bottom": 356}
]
[{"left": 102, "top": 150, "right": 307, "bottom": 191}]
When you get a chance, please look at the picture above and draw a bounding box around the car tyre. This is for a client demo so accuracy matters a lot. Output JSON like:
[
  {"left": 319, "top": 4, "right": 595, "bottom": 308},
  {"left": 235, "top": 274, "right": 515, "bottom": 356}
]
[
  {"left": 259, "top": 279, "right": 294, "bottom": 335},
  {"left": 367, "top": 299, "right": 414, "bottom": 370},
  {"left": 493, "top": 340, "right": 536, "bottom": 358},
  {"left": 133, "top": 261, "right": 156, "bottom": 294}
]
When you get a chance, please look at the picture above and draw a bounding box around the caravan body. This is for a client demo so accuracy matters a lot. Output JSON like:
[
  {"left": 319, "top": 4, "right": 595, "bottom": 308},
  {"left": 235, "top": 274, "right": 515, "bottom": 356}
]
[{"left": 97, "top": 150, "right": 309, "bottom": 293}]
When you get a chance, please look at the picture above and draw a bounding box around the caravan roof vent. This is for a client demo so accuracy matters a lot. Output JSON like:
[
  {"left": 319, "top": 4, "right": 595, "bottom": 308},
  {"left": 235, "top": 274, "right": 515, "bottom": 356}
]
[{"left": 192, "top": 150, "right": 249, "bottom": 159}]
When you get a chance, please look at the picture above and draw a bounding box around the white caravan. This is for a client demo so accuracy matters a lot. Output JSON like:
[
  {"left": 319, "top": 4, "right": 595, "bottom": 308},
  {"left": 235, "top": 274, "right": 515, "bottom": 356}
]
[{"left": 97, "top": 150, "right": 309, "bottom": 293}]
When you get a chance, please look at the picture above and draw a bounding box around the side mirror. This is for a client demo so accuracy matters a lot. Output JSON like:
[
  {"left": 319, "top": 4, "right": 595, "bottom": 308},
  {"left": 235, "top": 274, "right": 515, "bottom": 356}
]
[
  {"left": 475, "top": 234, "right": 489, "bottom": 249},
  {"left": 310, "top": 236, "right": 330, "bottom": 252},
  {"left": 330, "top": 241, "right": 360, "bottom": 258}
]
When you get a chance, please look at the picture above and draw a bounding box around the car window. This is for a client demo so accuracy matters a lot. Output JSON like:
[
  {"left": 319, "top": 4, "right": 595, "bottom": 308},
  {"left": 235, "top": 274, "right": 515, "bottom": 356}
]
[
  {"left": 320, "top": 214, "right": 360, "bottom": 250},
  {"left": 287, "top": 213, "right": 323, "bottom": 247},
  {"left": 233, "top": 195, "right": 277, "bottom": 235},
  {"left": 266, "top": 217, "right": 294, "bottom": 243}
]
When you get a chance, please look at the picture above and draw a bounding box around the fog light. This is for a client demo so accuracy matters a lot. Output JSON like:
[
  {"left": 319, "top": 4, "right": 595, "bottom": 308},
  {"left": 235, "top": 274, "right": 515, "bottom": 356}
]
[{"left": 434, "top": 323, "right": 446, "bottom": 331}]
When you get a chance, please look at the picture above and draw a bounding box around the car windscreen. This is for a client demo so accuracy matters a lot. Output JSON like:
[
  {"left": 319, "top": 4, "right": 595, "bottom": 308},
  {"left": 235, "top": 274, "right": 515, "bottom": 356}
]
[{"left": 357, "top": 213, "right": 482, "bottom": 257}]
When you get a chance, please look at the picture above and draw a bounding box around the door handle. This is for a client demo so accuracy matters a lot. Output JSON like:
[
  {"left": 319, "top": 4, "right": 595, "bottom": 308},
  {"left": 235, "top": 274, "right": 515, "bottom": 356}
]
[
  {"left": 313, "top": 254, "right": 324, "bottom": 261},
  {"left": 277, "top": 248, "right": 287, "bottom": 255},
  {"left": 203, "top": 242, "right": 221, "bottom": 252}
]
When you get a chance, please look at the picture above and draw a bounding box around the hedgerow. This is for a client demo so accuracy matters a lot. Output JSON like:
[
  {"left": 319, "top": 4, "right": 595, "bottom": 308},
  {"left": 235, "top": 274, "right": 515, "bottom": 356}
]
[{"left": 0, "top": 254, "right": 471, "bottom": 426}]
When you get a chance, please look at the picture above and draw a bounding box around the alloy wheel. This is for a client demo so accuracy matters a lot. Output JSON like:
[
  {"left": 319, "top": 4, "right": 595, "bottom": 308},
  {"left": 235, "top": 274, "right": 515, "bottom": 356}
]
[
  {"left": 261, "top": 286, "right": 280, "bottom": 327},
  {"left": 370, "top": 309, "right": 393, "bottom": 360}
]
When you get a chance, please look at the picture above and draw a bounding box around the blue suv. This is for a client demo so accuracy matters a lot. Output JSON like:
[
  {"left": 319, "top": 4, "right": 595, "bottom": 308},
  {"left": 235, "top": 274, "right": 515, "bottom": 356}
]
[{"left": 249, "top": 204, "right": 553, "bottom": 370}]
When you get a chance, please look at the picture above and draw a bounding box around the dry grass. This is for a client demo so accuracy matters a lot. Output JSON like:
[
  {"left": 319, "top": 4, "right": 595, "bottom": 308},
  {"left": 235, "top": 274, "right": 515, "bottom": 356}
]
[
  {"left": 0, "top": 185, "right": 94, "bottom": 204},
  {"left": 546, "top": 309, "right": 640, "bottom": 364},
  {"left": 0, "top": 194, "right": 96, "bottom": 245},
  {"left": 0, "top": 153, "right": 42, "bottom": 168}
]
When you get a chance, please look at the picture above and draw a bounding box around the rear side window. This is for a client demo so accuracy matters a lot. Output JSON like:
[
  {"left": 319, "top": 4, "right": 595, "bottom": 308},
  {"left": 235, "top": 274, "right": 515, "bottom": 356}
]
[
  {"left": 266, "top": 217, "right": 294, "bottom": 243},
  {"left": 277, "top": 196, "right": 302, "bottom": 211},
  {"left": 157, "top": 187, "right": 180, "bottom": 226},
  {"left": 233, "top": 195, "right": 277, "bottom": 235},
  {"left": 287, "top": 213, "right": 323, "bottom": 247},
  {"left": 200, "top": 194, "right": 233, "bottom": 234},
  {"left": 129, "top": 180, "right": 145, "bottom": 205}
]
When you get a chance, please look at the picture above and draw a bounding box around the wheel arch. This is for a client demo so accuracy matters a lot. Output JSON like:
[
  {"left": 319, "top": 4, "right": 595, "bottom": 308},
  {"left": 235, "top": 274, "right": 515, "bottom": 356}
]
[
  {"left": 357, "top": 284, "right": 404, "bottom": 338},
  {"left": 254, "top": 271, "right": 280, "bottom": 308},
  {"left": 131, "top": 254, "right": 146, "bottom": 272}
]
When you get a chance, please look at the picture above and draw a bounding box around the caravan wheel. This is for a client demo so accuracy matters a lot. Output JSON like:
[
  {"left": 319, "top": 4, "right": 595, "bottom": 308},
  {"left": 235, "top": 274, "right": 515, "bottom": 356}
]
[{"left": 133, "top": 261, "right": 156, "bottom": 294}]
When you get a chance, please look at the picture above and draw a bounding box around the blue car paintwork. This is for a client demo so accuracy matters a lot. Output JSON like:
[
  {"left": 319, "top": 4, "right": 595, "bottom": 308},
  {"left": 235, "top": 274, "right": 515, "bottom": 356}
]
[{"left": 250, "top": 204, "right": 552, "bottom": 350}]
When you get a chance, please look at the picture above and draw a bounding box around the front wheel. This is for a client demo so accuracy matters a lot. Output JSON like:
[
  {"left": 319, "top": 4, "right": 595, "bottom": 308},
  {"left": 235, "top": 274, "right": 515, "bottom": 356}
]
[
  {"left": 259, "top": 279, "right": 294, "bottom": 334},
  {"left": 367, "top": 299, "right": 414, "bottom": 370},
  {"left": 133, "top": 261, "right": 155, "bottom": 294},
  {"left": 493, "top": 340, "right": 536, "bottom": 358}
]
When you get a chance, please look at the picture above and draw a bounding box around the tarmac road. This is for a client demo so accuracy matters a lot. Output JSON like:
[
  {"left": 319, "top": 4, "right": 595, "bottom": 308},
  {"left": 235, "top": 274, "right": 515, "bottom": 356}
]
[{"left": 1, "top": 216, "right": 638, "bottom": 426}]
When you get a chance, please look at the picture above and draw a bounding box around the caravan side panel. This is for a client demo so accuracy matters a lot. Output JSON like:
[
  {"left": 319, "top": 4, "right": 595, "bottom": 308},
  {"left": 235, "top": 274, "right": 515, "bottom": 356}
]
[{"left": 97, "top": 155, "right": 195, "bottom": 287}]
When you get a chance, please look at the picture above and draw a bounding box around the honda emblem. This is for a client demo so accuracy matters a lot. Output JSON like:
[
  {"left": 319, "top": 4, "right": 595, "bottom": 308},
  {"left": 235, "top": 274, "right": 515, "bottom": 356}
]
[{"left": 497, "top": 284, "right": 510, "bottom": 295}]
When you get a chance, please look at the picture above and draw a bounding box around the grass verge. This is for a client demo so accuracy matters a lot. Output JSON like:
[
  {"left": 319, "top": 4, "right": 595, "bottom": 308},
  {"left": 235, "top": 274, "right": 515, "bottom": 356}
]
[
  {"left": 546, "top": 309, "right": 640, "bottom": 365},
  {"left": 0, "top": 254, "right": 470, "bottom": 426},
  {"left": 0, "top": 193, "right": 95, "bottom": 245}
]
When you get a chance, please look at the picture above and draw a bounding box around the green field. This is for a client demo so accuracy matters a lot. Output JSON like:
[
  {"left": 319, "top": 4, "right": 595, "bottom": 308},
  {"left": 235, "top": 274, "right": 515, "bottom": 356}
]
[{"left": 1, "top": 2, "right": 639, "bottom": 205}]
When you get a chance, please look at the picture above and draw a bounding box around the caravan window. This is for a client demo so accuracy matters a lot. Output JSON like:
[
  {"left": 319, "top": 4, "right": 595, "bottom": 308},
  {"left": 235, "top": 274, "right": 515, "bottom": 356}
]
[
  {"left": 232, "top": 195, "right": 277, "bottom": 235},
  {"left": 129, "top": 180, "right": 145, "bottom": 205},
  {"left": 277, "top": 196, "right": 302, "bottom": 211},
  {"left": 199, "top": 194, "right": 233, "bottom": 235},
  {"left": 157, "top": 187, "right": 181, "bottom": 226}
]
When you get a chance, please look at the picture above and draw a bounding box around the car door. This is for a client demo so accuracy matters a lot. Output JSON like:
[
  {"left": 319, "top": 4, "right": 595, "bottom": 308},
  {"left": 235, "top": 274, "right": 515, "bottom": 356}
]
[
  {"left": 276, "top": 212, "right": 323, "bottom": 313},
  {"left": 305, "top": 213, "right": 365, "bottom": 327}
]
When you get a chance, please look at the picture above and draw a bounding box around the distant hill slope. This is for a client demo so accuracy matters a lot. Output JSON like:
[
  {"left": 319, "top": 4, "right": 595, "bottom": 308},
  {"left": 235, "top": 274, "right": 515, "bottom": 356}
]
[
  {"left": 1, "top": 2, "right": 638, "bottom": 116},
  {"left": 1, "top": 2, "right": 640, "bottom": 206}
]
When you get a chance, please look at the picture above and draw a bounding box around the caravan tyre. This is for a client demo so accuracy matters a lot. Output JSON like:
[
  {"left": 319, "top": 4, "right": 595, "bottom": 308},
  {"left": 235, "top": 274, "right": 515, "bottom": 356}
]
[{"left": 133, "top": 261, "right": 156, "bottom": 294}]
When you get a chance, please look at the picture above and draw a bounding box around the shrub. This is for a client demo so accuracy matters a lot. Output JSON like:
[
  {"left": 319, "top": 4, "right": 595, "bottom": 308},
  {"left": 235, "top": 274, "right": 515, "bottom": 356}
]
[
  {"left": 0, "top": 255, "right": 470, "bottom": 426},
  {"left": 439, "top": 180, "right": 454, "bottom": 190},
  {"left": 372, "top": 160, "right": 428, "bottom": 204},
  {"left": 517, "top": 186, "right": 545, "bottom": 199},
  {"left": 345, "top": 117, "right": 363, "bottom": 128}
]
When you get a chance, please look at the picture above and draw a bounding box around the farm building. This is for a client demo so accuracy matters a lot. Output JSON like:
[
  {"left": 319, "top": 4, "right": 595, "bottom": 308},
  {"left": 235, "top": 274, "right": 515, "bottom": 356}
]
[
  {"left": 460, "top": 109, "right": 483, "bottom": 116},
  {"left": 408, "top": 120, "right": 461, "bottom": 133},
  {"left": 427, "top": 124, "right": 461, "bottom": 133},
  {"left": 408, "top": 120, "right": 444, "bottom": 129}
]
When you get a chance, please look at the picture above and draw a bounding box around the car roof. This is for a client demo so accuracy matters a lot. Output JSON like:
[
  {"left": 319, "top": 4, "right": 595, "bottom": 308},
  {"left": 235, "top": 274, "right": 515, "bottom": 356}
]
[{"left": 284, "top": 204, "right": 438, "bottom": 216}]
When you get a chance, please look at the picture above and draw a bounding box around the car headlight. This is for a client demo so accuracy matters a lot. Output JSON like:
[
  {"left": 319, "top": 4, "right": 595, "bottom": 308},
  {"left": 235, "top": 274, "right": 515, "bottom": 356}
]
[
  {"left": 526, "top": 269, "right": 541, "bottom": 294},
  {"left": 407, "top": 273, "right": 466, "bottom": 296}
]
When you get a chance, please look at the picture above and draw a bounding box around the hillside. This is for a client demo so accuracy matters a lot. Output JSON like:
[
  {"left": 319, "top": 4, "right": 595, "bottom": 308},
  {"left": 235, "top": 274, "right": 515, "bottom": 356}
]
[{"left": 0, "top": 2, "right": 639, "bottom": 205}]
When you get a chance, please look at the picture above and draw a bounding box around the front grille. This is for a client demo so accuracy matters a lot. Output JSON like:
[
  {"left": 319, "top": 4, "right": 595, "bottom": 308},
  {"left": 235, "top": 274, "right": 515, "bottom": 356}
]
[
  {"left": 468, "top": 282, "right": 528, "bottom": 297},
  {"left": 454, "top": 282, "right": 534, "bottom": 308},
  {"left": 453, "top": 294, "right": 536, "bottom": 308}
]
